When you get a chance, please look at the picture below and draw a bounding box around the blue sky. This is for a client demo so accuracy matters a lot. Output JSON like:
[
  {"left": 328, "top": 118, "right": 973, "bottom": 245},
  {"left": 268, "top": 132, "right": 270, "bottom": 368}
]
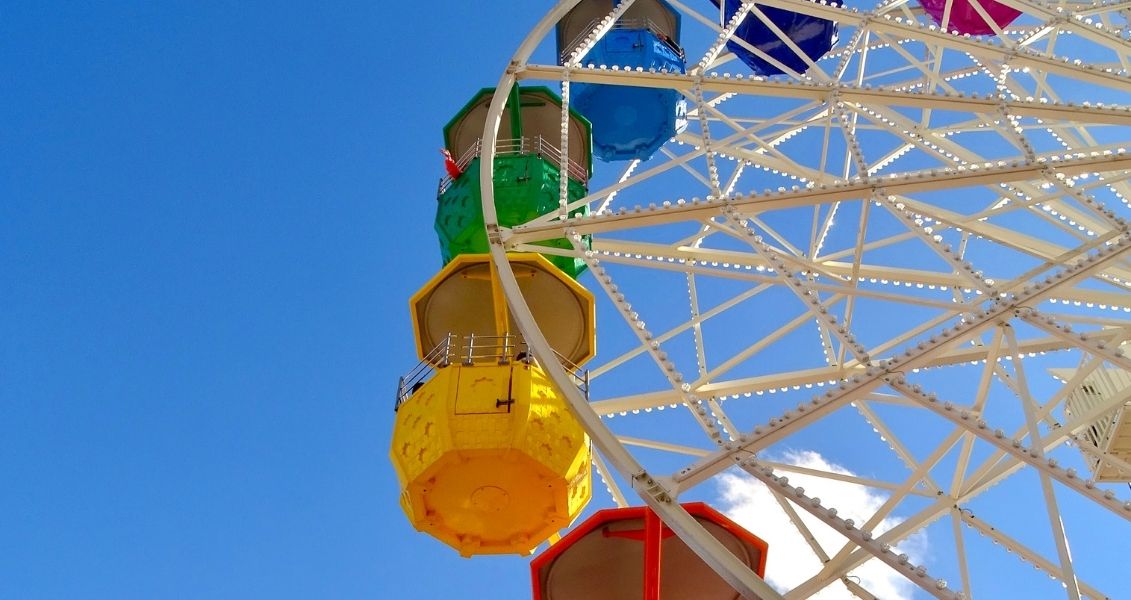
[{"left": 2, "top": 2, "right": 545, "bottom": 598}]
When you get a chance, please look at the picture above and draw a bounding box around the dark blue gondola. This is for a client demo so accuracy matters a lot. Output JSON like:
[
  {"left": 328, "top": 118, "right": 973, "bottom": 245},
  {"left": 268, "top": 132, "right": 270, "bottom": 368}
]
[
  {"left": 711, "top": 0, "right": 841, "bottom": 77},
  {"left": 557, "top": 0, "right": 688, "bottom": 162}
]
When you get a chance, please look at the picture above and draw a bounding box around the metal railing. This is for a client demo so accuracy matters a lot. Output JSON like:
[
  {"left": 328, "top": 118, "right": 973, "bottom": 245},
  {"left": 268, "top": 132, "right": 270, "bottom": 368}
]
[
  {"left": 394, "top": 333, "right": 457, "bottom": 411},
  {"left": 560, "top": 17, "right": 685, "bottom": 64},
  {"left": 437, "top": 136, "right": 589, "bottom": 195},
  {"left": 394, "top": 332, "right": 590, "bottom": 410}
]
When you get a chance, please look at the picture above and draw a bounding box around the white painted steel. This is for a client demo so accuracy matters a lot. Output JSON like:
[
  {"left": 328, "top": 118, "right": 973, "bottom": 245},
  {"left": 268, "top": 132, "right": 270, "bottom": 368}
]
[{"left": 482, "top": 1, "right": 1131, "bottom": 598}]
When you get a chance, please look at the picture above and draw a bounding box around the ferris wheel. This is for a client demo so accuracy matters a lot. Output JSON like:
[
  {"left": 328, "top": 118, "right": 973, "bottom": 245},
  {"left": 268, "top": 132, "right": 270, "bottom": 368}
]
[{"left": 476, "top": 0, "right": 1131, "bottom": 597}]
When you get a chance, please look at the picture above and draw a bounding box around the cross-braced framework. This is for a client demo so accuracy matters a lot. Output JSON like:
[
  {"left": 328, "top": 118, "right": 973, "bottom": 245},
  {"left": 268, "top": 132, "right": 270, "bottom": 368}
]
[{"left": 482, "top": 0, "right": 1131, "bottom": 597}]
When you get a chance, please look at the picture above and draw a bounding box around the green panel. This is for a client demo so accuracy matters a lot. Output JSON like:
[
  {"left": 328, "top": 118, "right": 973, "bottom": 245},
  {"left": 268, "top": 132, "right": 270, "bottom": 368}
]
[{"left": 435, "top": 156, "right": 591, "bottom": 279}]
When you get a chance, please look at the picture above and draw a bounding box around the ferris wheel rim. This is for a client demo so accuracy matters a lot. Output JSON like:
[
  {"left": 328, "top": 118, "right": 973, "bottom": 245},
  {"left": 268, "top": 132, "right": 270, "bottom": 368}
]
[{"left": 477, "top": 3, "right": 786, "bottom": 597}]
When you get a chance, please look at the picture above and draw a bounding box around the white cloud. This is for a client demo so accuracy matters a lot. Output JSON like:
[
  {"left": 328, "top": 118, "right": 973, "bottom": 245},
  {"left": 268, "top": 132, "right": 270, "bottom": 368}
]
[{"left": 716, "top": 449, "right": 928, "bottom": 599}]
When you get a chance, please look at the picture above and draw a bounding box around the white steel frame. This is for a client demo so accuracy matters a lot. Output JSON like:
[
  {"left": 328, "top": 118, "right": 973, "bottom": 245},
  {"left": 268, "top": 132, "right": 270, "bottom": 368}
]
[{"left": 480, "top": 1, "right": 1131, "bottom": 598}]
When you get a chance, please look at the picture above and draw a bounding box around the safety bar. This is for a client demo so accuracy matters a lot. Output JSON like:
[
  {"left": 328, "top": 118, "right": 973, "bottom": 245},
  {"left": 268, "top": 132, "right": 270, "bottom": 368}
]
[
  {"left": 437, "top": 136, "right": 589, "bottom": 195},
  {"left": 394, "top": 332, "right": 590, "bottom": 410},
  {"left": 559, "top": 17, "right": 684, "bottom": 64}
]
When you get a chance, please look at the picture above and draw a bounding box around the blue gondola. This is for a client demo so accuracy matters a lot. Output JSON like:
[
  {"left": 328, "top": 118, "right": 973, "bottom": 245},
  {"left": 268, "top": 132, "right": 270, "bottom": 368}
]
[
  {"left": 711, "top": 0, "right": 841, "bottom": 77},
  {"left": 557, "top": 0, "right": 688, "bottom": 162}
]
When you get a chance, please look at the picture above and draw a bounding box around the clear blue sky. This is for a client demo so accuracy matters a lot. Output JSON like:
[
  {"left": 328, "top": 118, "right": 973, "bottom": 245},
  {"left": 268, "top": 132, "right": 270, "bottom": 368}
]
[{"left": 2, "top": 3, "right": 546, "bottom": 598}]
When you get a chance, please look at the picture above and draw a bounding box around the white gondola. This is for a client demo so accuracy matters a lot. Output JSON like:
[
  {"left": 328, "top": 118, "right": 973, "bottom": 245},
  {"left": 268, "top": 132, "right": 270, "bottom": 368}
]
[{"left": 1052, "top": 363, "right": 1131, "bottom": 482}]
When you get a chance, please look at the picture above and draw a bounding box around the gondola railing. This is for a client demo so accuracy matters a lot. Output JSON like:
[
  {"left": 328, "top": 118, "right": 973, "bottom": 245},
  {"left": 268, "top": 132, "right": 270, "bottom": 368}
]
[{"left": 395, "top": 332, "right": 590, "bottom": 410}]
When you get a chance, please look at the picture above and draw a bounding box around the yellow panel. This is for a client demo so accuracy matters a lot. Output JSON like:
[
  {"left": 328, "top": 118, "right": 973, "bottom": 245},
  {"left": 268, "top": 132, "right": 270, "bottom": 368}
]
[
  {"left": 389, "top": 367, "right": 456, "bottom": 489},
  {"left": 453, "top": 365, "right": 513, "bottom": 415},
  {"left": 520, "top": 364, "right": 592, "bottom": 519},
  {"left": 517, "top": 364, "right": 585, "bottom": 475},
  {"left": 408, "top": 449, "right": 563, "bottom": 556},
  {"left": 390, "top": 362, "right": 592, "bottom": 556}
]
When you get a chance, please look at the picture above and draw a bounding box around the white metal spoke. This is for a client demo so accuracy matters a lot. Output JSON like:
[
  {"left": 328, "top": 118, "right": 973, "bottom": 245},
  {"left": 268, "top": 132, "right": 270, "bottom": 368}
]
[
  {"left": 854, "top": 400, "right": 945, "bottom": 494},
  {"left": 520, "top": 65, "right": 1131, "bottom": 124},
  {"left": 592, "top": 330, "right": 1125, "bottom": 415},
  {"left": 949, "top": 511, "right": 974, "bottom": 600},
  {"left": 592, "top": 450, "right": 630, "bottom": 507},
  {"left": 1003, "top": 325, "right": 1082, "bottom": 598},
  {"left": 815, "top": 429, "right": 965, "bottom": 579},
  {"left": 741, "top": 459, "right": 964, "bottom": 600},
  {"left": 761, "top": 459, "right": 938, "bottom": 496},
  {"left": 505, "top": 152, "right": 1131, "bottom": 245}
]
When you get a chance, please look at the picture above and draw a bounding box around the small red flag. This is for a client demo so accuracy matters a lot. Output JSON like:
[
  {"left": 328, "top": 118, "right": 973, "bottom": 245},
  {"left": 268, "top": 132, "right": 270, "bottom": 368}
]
[{"left": 440, "top": 148, "right": 463, "bottom": 179}]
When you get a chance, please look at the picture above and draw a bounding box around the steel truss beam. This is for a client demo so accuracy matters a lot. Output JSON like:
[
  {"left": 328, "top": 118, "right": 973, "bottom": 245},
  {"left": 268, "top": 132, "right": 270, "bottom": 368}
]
[
  {"left": 505, "top": 152, "right": 1131, "bottom": 244},
  {"left": 519, "top": 65, "right": 1131, "bottom": 124}
]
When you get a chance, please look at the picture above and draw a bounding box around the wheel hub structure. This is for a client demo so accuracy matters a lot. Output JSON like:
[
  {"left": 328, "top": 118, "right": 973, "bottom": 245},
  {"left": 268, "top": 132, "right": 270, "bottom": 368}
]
[{"left": 480, "top": 1, "right": 1131, "bottom": 598}]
